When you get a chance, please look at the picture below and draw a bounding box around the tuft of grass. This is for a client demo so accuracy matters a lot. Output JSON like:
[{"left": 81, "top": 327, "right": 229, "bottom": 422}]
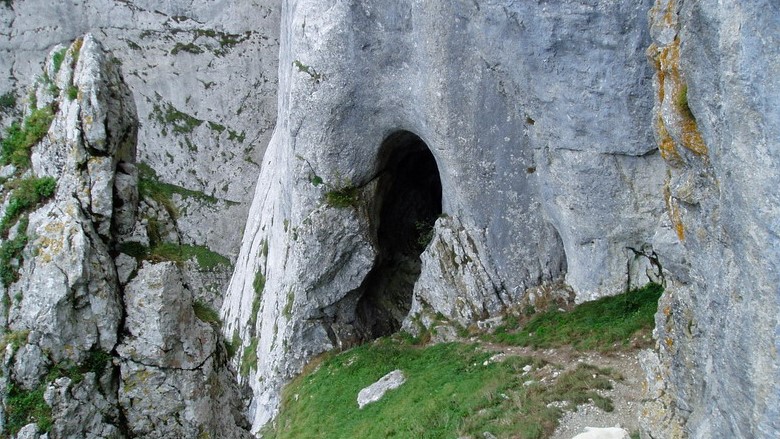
[
  {"left": 51, "top": 47, "right": 67, "bottom": 74},
  {"left": 0, "top": 92, "right": 16, "bottom": 111},
  {"left": 324, "top": 186, "right": 359, "bottom": 208},
  {"left": 171, "top": 42, "right": 204, "bottom": 55},
  {"left": 239, "top": 337, "right": 259, "bottom": 377},
  {"left": 1, "top": 106, "right": 55, "bottom": 169},
  {"left": 148, "top": 242, "right": 230, "bottom": 270},
  {"left": 66, "top": 85, "right": 78, "bottom": 100},
  {"left": 225, "top": 330, "right": 241, "bottom": 359},
  {"left": 267, "top": 339, "right": 616, "bottom": 439},
  {"left": 0, "top": 329, "right": 30, "bottom": 352},
  {"left": 137, "top": 163, "right": 225, "bottom": 217},
  {"left": 0, "top": 217, "right": 29, "bottom": 287},
  {"left": 4, "top": 381, "right": 52, "bottom": 436},
  {"left": 193, "top": 300, "right": 221, "bottom": 326},
  {"left": 0, "top": 176, "right": 57, "bottom": 235},
  {"left": 151, "top": 102, "right": 203, "bottom": 135},
  {"left": 488, "top": 283, "right": 663, "bottom": 351},
  {"left": 248, "top": 271, "right": 265, "bottom": 331},
  {"left": 282, "top": 289, "right": 294, "bottom": 319}
]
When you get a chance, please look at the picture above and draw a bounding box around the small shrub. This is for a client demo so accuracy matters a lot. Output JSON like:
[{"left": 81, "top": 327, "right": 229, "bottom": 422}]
[
  {"left": 51, "top": 48, "right": 67, "bottom": 73},
  {"left": 1, "top": 105, "right": 55, "bottom": 169},
  {"left": 324, "top": 186, "right": 359, "bottom": 208},
  {"left": 0, "top": 176, "right": 57, "bottom": 235},
  {"left": 193, "top": 300, "right": 221, "bottom": 326},
  {"left": 0, "top": 91, "right": 16, "bottom": 111}
]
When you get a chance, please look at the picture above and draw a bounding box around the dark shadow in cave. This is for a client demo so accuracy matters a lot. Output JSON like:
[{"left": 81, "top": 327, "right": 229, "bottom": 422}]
[{"left": 355, "top": 131, "right": 442, "bottom": 341}]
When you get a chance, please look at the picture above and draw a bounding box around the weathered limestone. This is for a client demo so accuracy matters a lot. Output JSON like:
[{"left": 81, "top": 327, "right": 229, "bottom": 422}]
[
  {"left": 640, "top": 1, "right": 780, "bottom": 438},
  {"left": 223, "top": 0, "right": 665, "bottom": 432},
  {"left": 1, "top": 0, "right": 281, "bottom": 260}
]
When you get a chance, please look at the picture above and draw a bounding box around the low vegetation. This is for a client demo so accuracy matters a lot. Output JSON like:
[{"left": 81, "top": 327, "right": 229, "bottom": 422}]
[
  {"left": 1, "top": 105, "right": 55, "bottom": 169},
  {"left": 265, "top": 283, "right": 662, "bottom": 438},
  {"left": 486, "top": 283, "right": 663, "bottom": 351},
  {"left": 324, "top": 185, "right": 359, "bottom": 208},
  {"left": 0, "top": 217, "right": 29, "bottom": 287},
  {"left": 239, "top": 337, "right": 259, "bottom": 377},
  {"left": 193, "top": 300, "right": 222, "bottom": 326},
  {"left": 4, "top": 381, "right": 52, "bottom": 436},
  {"left": 0, "top": 176, "right": 57, "bottom": 235},
  {"left": 4, "top": 349, "right": 113, "bottom": 436},
  {"left": 266, "top": 339, "right": 619, "bottom": 439}
]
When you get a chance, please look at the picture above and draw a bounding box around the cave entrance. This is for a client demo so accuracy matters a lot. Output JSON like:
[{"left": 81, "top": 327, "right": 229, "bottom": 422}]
[{"left": 355, "top": 131, "right": 442, "bottom": 340}]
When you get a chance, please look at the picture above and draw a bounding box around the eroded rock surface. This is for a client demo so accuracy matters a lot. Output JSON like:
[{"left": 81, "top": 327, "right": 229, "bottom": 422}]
[{"left": 222, "top": 0, "right": 666, "bottom": 432}]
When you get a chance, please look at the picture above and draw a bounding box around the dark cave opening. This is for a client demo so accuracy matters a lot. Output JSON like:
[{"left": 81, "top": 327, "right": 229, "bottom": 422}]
[{"left": 355, "top": 131, "right": 442, "bottom": 341}]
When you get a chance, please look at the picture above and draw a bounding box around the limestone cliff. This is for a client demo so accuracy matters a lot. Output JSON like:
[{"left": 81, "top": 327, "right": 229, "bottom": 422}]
[
  {"left": 640, "top": 1, "right": 780, "bottom": 438},
  {"left": 222, "top": 0, "right": 669, "bottom": 432},
  {"left": 0, "top": 36, "right": 250, "bottom": 438},
  {"left": 1, "top": 1, "right": 778, "bottom": 438}
]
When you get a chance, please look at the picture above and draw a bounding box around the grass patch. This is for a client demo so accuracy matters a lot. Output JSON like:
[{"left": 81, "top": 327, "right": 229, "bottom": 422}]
[
  {"left": 0, "top": 217, "right": 28, "bottom": 287},
  {"left": 248, "top": 271, "right": 265, "bottom": 331},
  {"left": 0, "top": 176, "right": 56, "bottom": 235},
  {"left": 51, "top": 47, "right": 67, "bottom": 73},
  {"left": 0, "top": 329, "right": 30, "bottom": 352},
  {"left": 4, "top": 381, "right": 52, "bottom": 436},
  {"left": 66, "top": 85, "right": 78, "bottom": 100},
  {"left": 239, "top": 337, "right": 259, "bottom": 377},
  {"left": 138, "top": 163, "right": 223, "bottom": 215},
  {"left": 193, "top": 300, "right": 221, "bottom": 326},
  {"left": 488, "top": 283, "right": 663, "bottom": 351},
  {"left": 151, "top": 102, "right": 203, "bottom": 135},
  {"left": 267, "top": 339, "right": 617, "bottom": 439},
  {"left": 148, "top": 242, "right": 230, "bottom": 270},
  {"left": 324, "top": 186, "right": 359, "bottom": 208},
  {"left": 1, "top": 105, "right": 55, "bottom": 169}
]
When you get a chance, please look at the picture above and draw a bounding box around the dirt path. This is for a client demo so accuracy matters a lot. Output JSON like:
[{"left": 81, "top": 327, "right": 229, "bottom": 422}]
[{"left": 481, "top": 344, "right": 644, "bottom": 438}]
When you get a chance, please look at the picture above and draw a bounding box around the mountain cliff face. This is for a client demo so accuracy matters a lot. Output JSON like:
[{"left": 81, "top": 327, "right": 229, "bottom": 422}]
[
  {"left": 2, "top": 1, "right": 778, "bottom": 438},
  {"left": 641, "top": 1, "right": 780, "bottom": 438},
  {"left": 222, "top": 0, "right": 668, "bottom": 432}
]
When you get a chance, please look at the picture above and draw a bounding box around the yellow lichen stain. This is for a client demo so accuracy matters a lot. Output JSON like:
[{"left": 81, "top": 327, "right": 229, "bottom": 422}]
[
  {"left": 663, "top": 306, "right": 672, "bottom": 317},
  {"left": 648, "top": 31, "right": 709, "bottom": 162},
  {"left": 665, "top": 337, "right": 674, "bottom": 348}
]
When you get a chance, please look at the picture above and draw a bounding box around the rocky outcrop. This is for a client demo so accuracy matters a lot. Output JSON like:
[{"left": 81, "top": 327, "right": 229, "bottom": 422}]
[
  {"left": 640, "top": 1, "right": 780, "bottom": 438},
  {"left": 222, "top": 0, "right": 667, "bottom": 432},
  {"left": 0, "top": 36, "right": 250, "bottom": 438},
  {"left": 1, "top": 0, "right": 281, "bottom": 263}
]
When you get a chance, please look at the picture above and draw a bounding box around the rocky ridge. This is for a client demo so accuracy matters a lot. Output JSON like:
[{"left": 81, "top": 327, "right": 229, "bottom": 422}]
[{"left": 0, "top": 36, "right": 250, "bottom": 438}]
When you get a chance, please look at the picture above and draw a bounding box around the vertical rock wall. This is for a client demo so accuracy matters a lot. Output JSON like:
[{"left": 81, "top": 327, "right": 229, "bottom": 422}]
[{"left": 642, "top": 1, "right": 780, "bottom": 438}]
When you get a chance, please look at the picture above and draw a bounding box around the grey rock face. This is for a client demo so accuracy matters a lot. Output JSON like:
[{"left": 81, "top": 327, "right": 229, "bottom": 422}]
[
  {"left": 117, "top": 262, "right": 250, "bottom": 439},
  {"left": 1, "top": 0, "right": 281, "bottom": 261},
  {"left": 1, "top": 36, "right": 250, "bottom": 438},
  {"left": 641, "top": 1, "right": 780, "bottom": 438},
  {"left": 1, "top": 35, "right": 134, "bottom": 437},
  {"left": 222, "top": 0, "right": 665, "bottom": 431}
]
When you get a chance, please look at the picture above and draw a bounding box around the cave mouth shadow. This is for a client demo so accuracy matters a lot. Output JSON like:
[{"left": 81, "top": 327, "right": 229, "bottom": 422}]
[{"left": 355, "top": 131, "right": 442, "bottom": 341}]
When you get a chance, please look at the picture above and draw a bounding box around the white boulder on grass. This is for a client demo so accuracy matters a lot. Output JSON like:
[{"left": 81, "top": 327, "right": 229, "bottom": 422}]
[{"left": 357, "top": 369, "right": 406, "bottom": 409}]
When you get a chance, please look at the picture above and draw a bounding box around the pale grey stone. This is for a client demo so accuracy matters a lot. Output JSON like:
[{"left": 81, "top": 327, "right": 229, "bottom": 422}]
[{"left": 357, "top": 370, "right": 406, "bottom": 409}]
